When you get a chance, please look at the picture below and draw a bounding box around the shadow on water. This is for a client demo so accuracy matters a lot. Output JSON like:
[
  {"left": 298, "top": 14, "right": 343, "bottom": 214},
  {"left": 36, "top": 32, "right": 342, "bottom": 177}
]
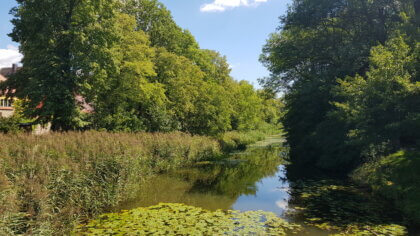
[{"left": 115, "top": 135, "right": 412, "bottom": 235}]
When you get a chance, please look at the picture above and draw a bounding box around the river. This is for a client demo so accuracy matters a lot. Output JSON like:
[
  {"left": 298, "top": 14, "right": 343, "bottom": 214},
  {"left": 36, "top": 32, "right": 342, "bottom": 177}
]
[{"left": 105, "top": 135, "right": 412, "bottom": 235}]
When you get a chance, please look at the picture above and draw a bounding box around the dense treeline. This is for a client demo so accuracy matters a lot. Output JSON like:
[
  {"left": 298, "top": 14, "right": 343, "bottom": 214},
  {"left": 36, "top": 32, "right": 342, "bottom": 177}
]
[
  {"left": 261, "top": 0, "right": 419, "bottom": 223},
  {"left": 2, "top": 0, "right": 282, "bottom": 135}
]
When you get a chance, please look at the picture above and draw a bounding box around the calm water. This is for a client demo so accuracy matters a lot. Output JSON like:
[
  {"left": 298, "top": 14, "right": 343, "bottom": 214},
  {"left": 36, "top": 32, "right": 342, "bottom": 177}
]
[
  {"left": 116, "top": 135, "right": 411, "bottom": 235},
  {"left": 117, "top": 136, "right": 290, "bottom": 214}
]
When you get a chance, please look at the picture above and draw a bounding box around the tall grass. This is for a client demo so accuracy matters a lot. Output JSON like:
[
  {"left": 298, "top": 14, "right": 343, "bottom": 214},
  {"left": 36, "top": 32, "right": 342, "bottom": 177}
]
[
  {"left": 0, "top": 131, "right": 220, "bottom": 235},
  {"left": 217, "top": 128, "right": 282, "bottom": 152}
]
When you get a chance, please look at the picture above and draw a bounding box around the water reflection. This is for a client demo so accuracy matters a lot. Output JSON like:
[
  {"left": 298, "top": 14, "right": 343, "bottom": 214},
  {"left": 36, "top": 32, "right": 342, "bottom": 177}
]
[
  {"left": 117, "top": 142, "right": 288, "bottom": 213},
  {"left": 116, "top": 136, "right": 409, "bottom": 235},
  {"left": 232, "top": 165, "right": 290, "bottom": 215}
]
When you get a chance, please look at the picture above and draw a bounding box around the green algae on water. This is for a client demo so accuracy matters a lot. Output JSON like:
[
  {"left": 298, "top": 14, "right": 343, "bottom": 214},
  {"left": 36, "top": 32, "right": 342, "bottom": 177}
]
[{"left": 74, "top": 203, "right": 301, "bottom": 235}]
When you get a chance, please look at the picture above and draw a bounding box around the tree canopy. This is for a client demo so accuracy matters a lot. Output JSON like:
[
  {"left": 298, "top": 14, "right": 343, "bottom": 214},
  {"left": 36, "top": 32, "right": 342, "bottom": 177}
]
[
  {"left": 2, "top": 0, "right": 283, "bottom": 135},
  {"left": 260, "top": 0, "right": 419, "bottom": 172}
]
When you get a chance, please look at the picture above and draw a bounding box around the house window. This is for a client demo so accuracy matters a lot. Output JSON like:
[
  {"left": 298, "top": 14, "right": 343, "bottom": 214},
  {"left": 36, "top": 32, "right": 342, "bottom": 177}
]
[{"left": 0, "top": 99, "right": 13, "bottom": 107}]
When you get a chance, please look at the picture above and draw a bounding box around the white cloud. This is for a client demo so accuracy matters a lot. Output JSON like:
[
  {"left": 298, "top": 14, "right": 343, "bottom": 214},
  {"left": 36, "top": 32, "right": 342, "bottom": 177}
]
[
  {"left": 200, "top": 0, "right": 270, "bottom": 12},
  {"left": 275, "top": 200, "right": 288, "bottom": 210},
  {"left": 0, "top": 45, "right": 23, "bottom": 69}
]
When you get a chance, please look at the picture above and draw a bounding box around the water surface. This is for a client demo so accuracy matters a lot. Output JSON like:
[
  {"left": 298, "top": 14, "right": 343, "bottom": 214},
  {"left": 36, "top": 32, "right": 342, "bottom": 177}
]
[
  {"left": 116, "top": 135, "right": 409, "bottom": 235},
  {"left": 117, "top": 136, "right": 289, "bottom": 214}
]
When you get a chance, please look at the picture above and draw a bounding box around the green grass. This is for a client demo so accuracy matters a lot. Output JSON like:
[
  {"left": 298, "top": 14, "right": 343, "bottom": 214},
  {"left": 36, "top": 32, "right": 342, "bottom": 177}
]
[
  {"left": 0, "top": 131, "right": 221, "bottom": 235},
  {"left": 352, "top": 150, "right": 420, "bottom": 225},
  {"left": 0, "top": 129, "right": 274, "bottom": 235},
  {"left": 217, "top": 130, "right": 272, "bottom": 152}
]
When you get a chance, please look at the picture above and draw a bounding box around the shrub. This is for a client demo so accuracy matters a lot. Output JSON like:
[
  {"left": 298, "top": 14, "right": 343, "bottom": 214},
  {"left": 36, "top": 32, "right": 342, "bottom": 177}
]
[
  {"left": 217, "top": 130, "right": 267, "bottom": 152},
  {"left": 0, "top": 116, "right": 22, "bottom": 134},
  {"left": 352, "top": 150, "right": 420, "bottom": 225}
]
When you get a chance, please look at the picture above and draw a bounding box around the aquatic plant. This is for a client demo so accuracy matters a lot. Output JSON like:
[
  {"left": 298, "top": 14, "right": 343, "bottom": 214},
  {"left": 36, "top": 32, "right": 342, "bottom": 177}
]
[
  {"left": 286, "top": 179, "right": 407, "bottom": 235},
  {"left": 74, "top": 203, "right": 301, "bottom": 235},
  {"left": 0, "top": 131, "right": 221, "bottom": 235}
]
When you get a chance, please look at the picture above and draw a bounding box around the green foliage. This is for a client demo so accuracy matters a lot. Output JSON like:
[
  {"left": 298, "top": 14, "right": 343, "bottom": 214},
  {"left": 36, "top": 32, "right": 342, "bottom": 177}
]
[
  {"left": 122, "top": 0, "right": 199, "bottom": 57},
  {"left": 0, "top": 116, "right": 22, "bottom": 134},
  {"left": 3, "top": 0, "right": 281, "bottom": 136},
  {"left": 260, "top": 0, "right": 416, "bottom": 173},
  {"left": 261, "top": 0, "right": 419, "bottom": 225},
  {"left": 217, "top": 130, "right": 267, "bottom": 152},
  {"left": 153, "top": 48, "right": 234, "bottom": 135},
  {"left": 74, "top": 203, "right": 301, "bottom": 235},
  {"left": 91, "top": 13, "right": 172, "bottom": 132},
  {"left": 352, "top": 150, "right": 420, "bottom": 224},
  {"left": 4, "top": 0, "right": 119, "bottom": 131},
  {"left": 230, "top": 81, "right": 264, "bottom": 131},
  {"left": 334, "top": 37, "right": 419, "bottom": 155},
  {"left": 0, "top": 131, "right": 220, "bottom": 234}
]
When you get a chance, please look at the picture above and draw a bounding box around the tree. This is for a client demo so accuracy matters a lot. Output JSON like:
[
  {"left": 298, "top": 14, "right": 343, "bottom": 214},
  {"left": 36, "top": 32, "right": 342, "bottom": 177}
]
[
  {"left": 334, "top": 37, "right": 420, "bottom": 156},
  {"left": 260, "top": 0, "right": 409, "bottom": 172},
  {"left": 231, "top": 81, "right": 263, "bottom": 131},
  {"left": 4, "top": 0, "right": 118, "bottom": 130},
  {"left": 122, "top": 0, "right": 199, "bottom": 57},
  {"left": 153, "top": 49, "right": 233, "bottom": 134},
  {"left": 91, "top": 13, "right": 171, "bottom": 132}
]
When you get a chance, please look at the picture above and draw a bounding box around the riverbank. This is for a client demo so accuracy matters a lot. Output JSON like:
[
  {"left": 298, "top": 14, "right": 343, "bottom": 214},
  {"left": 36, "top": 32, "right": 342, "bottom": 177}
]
[
  {"left": 0, "top": 131, "right": 221, "bottom": 235},
  {"left": 0, "top": 130, "right": 271, "bottom": 235},
  {"left": 75, "top": 136, "right": 409, "bottom": 235},
  {"left": 352, "top": 150, "right": 420, "bottom": 227}
]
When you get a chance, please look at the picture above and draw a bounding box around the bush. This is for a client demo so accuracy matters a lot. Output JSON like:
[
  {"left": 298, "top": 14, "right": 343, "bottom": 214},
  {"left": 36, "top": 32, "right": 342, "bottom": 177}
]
[
  {"left": 0, "top": 116, "right": 22, "bottom": 134},
  {"left": 217, "top": 130, "right": 267, "bottom": 152},
  {"left": 352, "top": 150, "right": 420, "bottom": 225},
  {"left": 0, "top": 131, "right": 220, "bottom": 235}
]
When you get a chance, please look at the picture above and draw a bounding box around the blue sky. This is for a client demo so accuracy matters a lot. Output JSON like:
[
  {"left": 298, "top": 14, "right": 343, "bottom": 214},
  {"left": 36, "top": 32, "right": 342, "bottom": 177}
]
[{"left": 0, "top": 0, "right": 291, "bottom": 86}]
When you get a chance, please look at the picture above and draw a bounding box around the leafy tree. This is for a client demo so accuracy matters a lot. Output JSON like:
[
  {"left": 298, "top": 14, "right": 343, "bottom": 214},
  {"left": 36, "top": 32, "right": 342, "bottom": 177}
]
[
  {"left": 187, "top": 49, "right": 232, "bottom": 85},
  {"left": 3, "top": 0, "right": 279, "bottom": 135},
  {"left": 153, "top": 49, "right": 234, "bottom": 135},
  {"left": 258, "top": 90, "right": 284, "bottom": 125},
  {"left": 260, "top": 0, "right": 410, "bottom": 171},
  {"left": 153, "top": 48, "right": 204, "bottom": 132},
  {"left": 231, "top": 81, "right": 263, "bottom": 131},
  {"left": 122, "top": 0, "right": 233, "bottom": 85},
  {"left": 188, "top": 82, "right": 233, "bottom": 135},
  {"left": 4, "top": 0, "right": 118, "bottom": 130},
  {"left": 334, "top": 37, "right": 420, "bottom": 157},
  {"left": 92, "top": 13, "right": 171, "bottom": 132},
  {"left": 122, "top": 0, "right": 199, "bottom": 57}
]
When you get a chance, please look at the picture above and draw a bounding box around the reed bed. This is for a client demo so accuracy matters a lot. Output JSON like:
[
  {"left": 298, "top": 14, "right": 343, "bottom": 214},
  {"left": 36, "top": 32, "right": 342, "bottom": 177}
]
[
  {"left": 0, "top": 131, "right": 220, "bottom": 235},
  {"left": 217, "top": 130, "right": 267, "bottom": 152}
]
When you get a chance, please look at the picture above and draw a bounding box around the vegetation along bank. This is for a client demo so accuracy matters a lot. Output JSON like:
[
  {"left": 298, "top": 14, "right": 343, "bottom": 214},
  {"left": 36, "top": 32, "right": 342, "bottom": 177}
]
[
  {"left": 0, "top": 130, "right": 274, "bottom": 235},
  {"left": 0, "top": 0, "right": 284, "bottom": 234},
  {"left": 260, "top": 0, "right": 420, "bottom": 226}
]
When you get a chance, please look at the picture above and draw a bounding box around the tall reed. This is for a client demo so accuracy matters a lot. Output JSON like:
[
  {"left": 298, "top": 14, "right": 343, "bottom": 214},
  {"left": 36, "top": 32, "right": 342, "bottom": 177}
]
[{"left": 0, "top": 131, "right": 220, "bottom": 235}]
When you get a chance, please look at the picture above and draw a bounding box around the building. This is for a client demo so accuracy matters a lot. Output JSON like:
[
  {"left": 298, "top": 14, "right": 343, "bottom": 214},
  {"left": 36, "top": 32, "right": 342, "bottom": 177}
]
[
  {"left": 0, "top": 64, "right": 52, "bottom": 134},
  {"left": 0, "top": 64, "right": 19, "bottom": 118},
  {"left": 0, "top": 64, "right": 94, "bottom": 133}
]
